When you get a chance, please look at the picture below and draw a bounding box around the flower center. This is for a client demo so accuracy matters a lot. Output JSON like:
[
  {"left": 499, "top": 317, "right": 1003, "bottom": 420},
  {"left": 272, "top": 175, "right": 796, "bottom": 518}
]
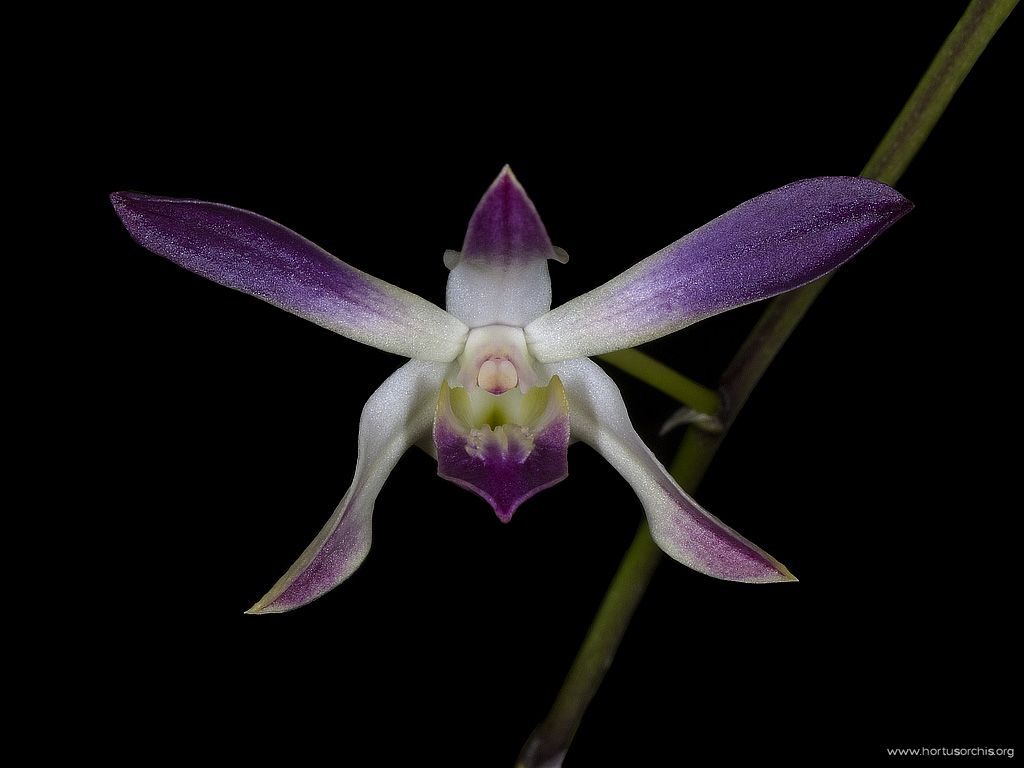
[
  {"left": 456, "top": 325, "right": 538, "bottom": 394},
  {"left": 478, "top": 358, "right": 518, "bottom": 394}
]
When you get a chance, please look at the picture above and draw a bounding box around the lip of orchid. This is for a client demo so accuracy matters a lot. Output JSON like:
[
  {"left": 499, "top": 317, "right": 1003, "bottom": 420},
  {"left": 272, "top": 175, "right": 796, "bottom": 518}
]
[
  {"left": 435, "top": 375, "right": 571, "bottom": 524},
  {"left": 111, "top": 166, "right": 911, "bottom": 613}
]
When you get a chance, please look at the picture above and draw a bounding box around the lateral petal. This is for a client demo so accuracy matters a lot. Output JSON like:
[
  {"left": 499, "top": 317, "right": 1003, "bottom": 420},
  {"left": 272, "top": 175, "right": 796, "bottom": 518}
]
[
  {"left": 247, "top": 359, "right": 446, "bottom": 613},
  {"left": 111, "top": 192, "right": 467, "bottom": 361},
  {"left": 527, "top": 178, "right": 911, "bottom": 361},
  {"left": 554, "top": 358, "right": 795, "bottom": 583}
]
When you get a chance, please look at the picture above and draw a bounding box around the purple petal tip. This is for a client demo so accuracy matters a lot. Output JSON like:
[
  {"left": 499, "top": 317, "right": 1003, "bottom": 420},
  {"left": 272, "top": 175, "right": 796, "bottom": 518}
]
[
  {"left": 460, "top": 167, "right": 557, "bottom": 266},
  {"left": 526, "top": 176, "right": 913, "bottom": 362},
  {"left": 109, "top": 190, "right": 138, "bottom": 221},
  {"left": 109, "top": 189, "right": 469, "bottom": 361},
  {"left": 110, "top": 190, "right": 156, "bottom": 218}
]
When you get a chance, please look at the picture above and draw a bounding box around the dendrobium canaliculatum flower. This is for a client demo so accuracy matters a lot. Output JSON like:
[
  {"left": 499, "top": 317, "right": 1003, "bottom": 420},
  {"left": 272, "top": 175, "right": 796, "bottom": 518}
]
[{"left": 111, "top": 168, "right": 910, "bottom": 613}]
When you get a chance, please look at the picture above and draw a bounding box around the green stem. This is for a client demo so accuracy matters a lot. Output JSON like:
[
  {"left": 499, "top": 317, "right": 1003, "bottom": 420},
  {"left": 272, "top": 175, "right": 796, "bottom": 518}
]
[
  {"left": 516, "top": 524, "right": 663, "bottom": 768},
  {"left": 517, "top": 2, "right": 1015, "bottom": 765},
  {"left": 598, "top": 349, "right": 721, "bottom": 416},
  {"left": 862, "top": 0, "right": 1018, "bottom": 186}
]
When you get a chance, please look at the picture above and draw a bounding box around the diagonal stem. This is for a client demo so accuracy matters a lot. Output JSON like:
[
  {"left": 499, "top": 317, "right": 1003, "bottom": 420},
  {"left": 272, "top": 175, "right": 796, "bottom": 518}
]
[
  {"left": 517, "top": 2, "right": 1016, "bottom": 765},
  {"left": 860, "top": 0, "right": 1018, "bottom": 185}
]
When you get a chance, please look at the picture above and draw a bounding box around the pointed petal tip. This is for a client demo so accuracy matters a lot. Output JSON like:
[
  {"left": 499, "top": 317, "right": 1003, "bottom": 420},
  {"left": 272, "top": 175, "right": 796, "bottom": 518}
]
[
  {"left": 109, "top": 190, "right": 134, "bottom": 218},
  {"left": 110, "top": 190, "right": 153, "bottom": 213},
  {"left": 110, "top": 191, "right": 159, "bottom": 232},
  {"left": 460, "top": 166, "right": 556, "bottom": 265},
  {"left": 848, "top": 175, "right": 914, "bottom": 217},
  {"left": 244, "top": 591, "right": 282, "bottom": 615},
  {"left": 775, "top": 561, "right": 798, "bottom": 583},
  {"left": 244, "top": 596, "right": 291, "bottom": 615},
  {"left": 485, "top": 163, "right": 526, "bottom": 197},
  {"left": 493, "top": 503, "right": 517, "bottom": 524},
  {"left": 735, "top": 552, "right": 796, "bottom": 583},
  {"left": 480, "top": 165, "right": 522, "bottom": 198}
]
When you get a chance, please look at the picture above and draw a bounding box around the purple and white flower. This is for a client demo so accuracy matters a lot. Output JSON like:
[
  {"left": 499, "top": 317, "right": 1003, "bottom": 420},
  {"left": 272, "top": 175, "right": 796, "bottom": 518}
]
[{"left": 111, "top": 167, "right": 911, "bottom": 613}]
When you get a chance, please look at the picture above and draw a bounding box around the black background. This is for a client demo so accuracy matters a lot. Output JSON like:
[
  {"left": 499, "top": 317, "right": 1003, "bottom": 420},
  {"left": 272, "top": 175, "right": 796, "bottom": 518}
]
[{"left": 77, "top": 4, "right": 1018, "bottom": 764}]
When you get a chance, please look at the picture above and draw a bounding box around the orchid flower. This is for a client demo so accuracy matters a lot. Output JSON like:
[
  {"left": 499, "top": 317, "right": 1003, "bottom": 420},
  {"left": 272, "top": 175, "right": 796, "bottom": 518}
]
[{"left": 111, "top": 167, "right": 910, "bottom": 613}]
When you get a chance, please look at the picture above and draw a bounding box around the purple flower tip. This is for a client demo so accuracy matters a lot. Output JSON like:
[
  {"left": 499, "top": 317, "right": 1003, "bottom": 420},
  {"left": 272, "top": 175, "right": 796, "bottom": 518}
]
[
  {"left": 460, "top": 166, "right": 558, "bottom": 266},
  {"left": 110, "top": 190, "right": 157, "bottom": 216},
  {"left": 110, "top": 191, "right": 183, "bottom": 245},
  {"left": 109, "top": 190, "right": 138, "bottom": 220}
]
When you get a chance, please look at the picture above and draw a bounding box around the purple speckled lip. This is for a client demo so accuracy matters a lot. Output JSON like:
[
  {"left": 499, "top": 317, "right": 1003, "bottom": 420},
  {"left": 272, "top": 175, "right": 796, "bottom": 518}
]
[{"left": 433, "top": 380, "right": 571, "bottom": 522}]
